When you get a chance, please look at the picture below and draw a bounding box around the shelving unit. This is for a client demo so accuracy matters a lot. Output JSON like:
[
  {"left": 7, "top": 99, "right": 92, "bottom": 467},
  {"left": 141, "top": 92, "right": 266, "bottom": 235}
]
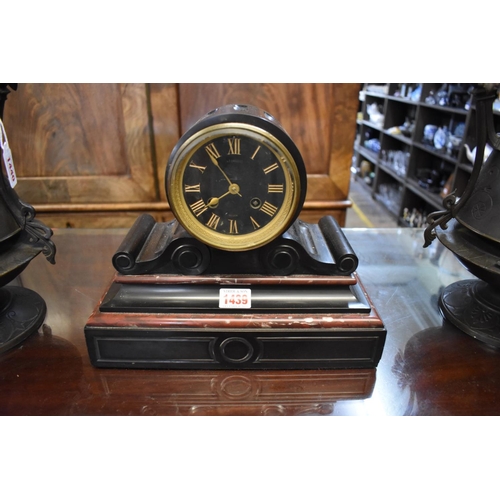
[{"left": 352, "top": 83, "right": 500, "bottom": 227}]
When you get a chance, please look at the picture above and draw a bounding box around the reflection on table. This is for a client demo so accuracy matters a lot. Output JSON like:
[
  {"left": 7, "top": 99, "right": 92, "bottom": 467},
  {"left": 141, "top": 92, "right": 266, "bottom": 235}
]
[{"left": 2, "top": 227, "right": 498, "bottom": 416}]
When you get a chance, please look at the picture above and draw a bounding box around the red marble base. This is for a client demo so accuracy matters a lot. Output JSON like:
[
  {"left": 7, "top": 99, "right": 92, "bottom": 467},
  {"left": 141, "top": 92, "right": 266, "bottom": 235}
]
[{"left": 84, "top": 272, "right": 386, "bottom": 370}]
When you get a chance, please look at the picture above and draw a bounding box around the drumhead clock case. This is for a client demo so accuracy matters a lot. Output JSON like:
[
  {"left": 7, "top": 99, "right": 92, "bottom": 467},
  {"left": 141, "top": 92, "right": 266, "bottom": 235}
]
[{"left": 166, "top": 104, "right": 307, "bottom": 252}]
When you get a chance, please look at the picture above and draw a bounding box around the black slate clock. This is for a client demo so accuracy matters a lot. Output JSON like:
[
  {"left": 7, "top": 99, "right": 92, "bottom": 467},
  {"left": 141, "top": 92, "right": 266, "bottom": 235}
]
[
  {"left": 85, "top": 103, "right": 387, "bottom": 371},
  {"left": 111, "top": 103, "right": 359, "bottom": 277},
  {"left": 166, "top": 104, "right": 307, "bottom": 251}
]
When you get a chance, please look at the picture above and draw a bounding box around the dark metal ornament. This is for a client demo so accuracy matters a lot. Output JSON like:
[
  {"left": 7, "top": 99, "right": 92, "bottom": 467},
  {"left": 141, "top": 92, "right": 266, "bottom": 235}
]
[
  {"left": 0, "top": 84, "right": 56, "bottom": 354},
  {"left": 424, "top": 86, "right": 500, "bottom": 346}
]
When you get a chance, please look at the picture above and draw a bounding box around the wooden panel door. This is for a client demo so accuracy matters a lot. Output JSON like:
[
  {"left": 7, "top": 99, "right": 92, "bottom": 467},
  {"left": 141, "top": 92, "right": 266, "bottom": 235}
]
[{"left": 3, "top": 83, "right": 178, "bottom": 227}]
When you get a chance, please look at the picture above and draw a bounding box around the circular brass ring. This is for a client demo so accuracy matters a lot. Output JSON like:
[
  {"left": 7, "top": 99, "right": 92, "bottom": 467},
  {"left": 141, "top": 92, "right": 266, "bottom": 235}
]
[{"left": 167, "top": 123, "right": 302, "bottom": 252}]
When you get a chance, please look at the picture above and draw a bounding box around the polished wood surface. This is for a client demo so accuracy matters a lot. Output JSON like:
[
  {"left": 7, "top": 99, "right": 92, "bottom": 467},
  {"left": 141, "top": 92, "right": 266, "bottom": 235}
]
[
  {"left": 2, "top": 227, "right": 498, "bottom": 415},
  {"left": 3, "top": 84, "right": 359, "bottom": 228},
  {"left": 4, "top": 84, "right": 158, "bottom": 205}
]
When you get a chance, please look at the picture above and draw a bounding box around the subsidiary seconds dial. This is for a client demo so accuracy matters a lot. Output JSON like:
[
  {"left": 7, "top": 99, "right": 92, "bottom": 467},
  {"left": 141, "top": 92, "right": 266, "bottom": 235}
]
[{"left": 166, "top": 106, "right": 306, "bottom": 252}]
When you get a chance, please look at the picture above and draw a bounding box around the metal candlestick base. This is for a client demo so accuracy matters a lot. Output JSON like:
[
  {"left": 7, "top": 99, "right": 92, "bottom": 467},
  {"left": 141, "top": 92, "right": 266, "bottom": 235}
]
[
  {"left": 439, "top": 280, "right": 500, "bottom": 348},
  {"left": 434, "top": 218, "right": 500, "bottom": 348},
  {"left": 0, "top": 286, "right": 46, "bottom": 354}
]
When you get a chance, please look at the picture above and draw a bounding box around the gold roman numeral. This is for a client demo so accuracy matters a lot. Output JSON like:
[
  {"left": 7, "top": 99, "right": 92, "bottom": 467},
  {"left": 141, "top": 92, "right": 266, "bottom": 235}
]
[
  {"left": 229, "top": 219, "right": 238, "bottom": 234},
  {"left": 206, "top": 213, "right": 221, "bottom": 230},
  {"left": 184, "top": 184, "right": 201, "bottom": 192},
  {"left": 251, "top": 145, "right": 261, "bottom": 160},
  {"left": 205, "top": 143, "right": 221, "bottom": 162},
  {"left": 250, "top": 216, "right": 260, "bottom": 230},
  {"left": 260, "top": 201, "right": 278, "bottom": 217},
  {"left": 263, "top": 163, "right": 279, "bottom": 174},
  {"left": 228, "top": 138, "right": 241, "bottom": 155},
  {"left": 189, "top": 162, "right": 206, "bottom": 173},
  {"left": 190, "top": 199, "right": 208, "bottom": 217},
  {"left": 268, "top": 184, "right": 284, "bottom": 193}
]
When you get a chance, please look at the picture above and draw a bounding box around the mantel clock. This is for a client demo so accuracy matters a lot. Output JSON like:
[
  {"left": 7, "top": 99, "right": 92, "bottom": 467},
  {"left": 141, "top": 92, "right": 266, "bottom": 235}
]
[{"left": 85, "top": 104, "right": 386, "bottom": 370}]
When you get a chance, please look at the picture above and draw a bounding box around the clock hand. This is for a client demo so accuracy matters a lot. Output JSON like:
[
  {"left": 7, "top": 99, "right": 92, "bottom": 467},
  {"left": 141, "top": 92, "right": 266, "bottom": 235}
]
[
  {"left": 207, "top": 183, "right": 242, "bottom": 208},
  {"left": 207, "top": 191, "right": 230, "bottom": 208},
  {"left": 208, "top": 154, "right": 232, "bottom": 184},
  {"left": 208, "top": 156, "right": 242, "bottom": 197},
  {"left": 228, "top": 183, "right": 241, "bottom": 196}
]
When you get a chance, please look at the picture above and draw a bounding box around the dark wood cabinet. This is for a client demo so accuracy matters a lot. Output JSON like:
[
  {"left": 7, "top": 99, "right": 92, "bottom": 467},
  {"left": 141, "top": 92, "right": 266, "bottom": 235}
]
[{"left": 3, "top": 83, "right": 359, "bottom": 228}]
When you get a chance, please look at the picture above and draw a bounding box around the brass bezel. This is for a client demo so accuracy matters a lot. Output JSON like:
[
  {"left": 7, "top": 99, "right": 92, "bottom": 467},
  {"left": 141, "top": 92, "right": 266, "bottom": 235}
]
[{"left": 167, "top": 123, "right": 301, "bottom": 251}]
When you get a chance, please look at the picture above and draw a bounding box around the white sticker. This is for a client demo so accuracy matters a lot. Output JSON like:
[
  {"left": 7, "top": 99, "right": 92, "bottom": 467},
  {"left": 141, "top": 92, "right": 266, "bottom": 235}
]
[
  {"left": 0, "top": 118, "right": 17, "bottom": 188},
  {"left": 219, "top": 288, "right": 252, "bottom": 309}
]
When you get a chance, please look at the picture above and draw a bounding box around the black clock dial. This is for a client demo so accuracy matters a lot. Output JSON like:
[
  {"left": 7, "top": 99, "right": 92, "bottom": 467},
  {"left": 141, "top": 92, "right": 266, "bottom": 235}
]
[{"left": 181, "top": 134, "right": 288, "bottom": 236}]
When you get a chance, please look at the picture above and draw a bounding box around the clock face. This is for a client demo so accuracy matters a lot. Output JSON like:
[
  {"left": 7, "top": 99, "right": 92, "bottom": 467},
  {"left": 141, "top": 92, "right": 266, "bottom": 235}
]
[{"left": 167, "top": 123, "right": 303, "bottom": 251}]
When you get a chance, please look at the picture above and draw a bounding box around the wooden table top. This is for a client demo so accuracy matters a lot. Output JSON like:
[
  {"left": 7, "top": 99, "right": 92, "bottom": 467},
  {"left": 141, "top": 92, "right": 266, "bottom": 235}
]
[{"left": 2, "top": 227, "right": 498, "bottom": 416}]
